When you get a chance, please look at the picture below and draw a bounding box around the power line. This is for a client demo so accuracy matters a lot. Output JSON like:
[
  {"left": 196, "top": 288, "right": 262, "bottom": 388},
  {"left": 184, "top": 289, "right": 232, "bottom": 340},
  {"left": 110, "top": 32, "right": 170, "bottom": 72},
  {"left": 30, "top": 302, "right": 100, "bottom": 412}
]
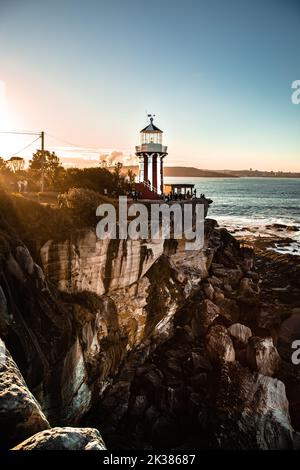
[
  {"left": 0, "top": 130, "right": 41, "bottom": 136},
  {"left": 46, "top": 132, "right": 96, "bottom": 150},
  {"left": 1, "top": 130, "right": 98, "bottom": 152},
  {"left": 7, "top": 136, "right": 41, "bottom": 160}
]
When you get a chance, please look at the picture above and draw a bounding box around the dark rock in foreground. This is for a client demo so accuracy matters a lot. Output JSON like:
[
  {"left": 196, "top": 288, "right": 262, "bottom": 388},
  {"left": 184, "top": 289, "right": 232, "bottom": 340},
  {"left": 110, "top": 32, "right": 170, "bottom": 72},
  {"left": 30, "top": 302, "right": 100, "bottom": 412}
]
[
  {"left": 12, "top": 427, "right": 106, "bottom": 450},
  {"left": 0, "top": 339, "right": 50, "bottom": 450}
]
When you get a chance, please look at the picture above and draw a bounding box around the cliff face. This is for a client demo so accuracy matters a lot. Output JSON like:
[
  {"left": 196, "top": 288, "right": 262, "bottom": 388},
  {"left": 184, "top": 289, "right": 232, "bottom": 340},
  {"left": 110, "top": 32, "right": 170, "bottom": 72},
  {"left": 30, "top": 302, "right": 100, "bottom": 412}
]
[
  {"left": 40, "top": 232, "right": 166, "bottom": 296},
  {"left": 37, "top": 228, "right": 210, "bottom": 423},
  {"left": 0, "top": 217, "right": 298, "bottom": 450},
  {"left": 81, "top": 227, "right": 297, "bottom": 449},
  {"left": 0, "top": 223, "right": 211, "bottom": 430}
]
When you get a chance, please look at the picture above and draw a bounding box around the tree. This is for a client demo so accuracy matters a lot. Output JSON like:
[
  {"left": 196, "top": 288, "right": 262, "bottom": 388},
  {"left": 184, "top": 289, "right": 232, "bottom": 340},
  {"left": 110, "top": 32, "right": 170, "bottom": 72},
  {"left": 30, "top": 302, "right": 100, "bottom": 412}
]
[
  {"left": 113, "top": 161, "right": 124, "bottom": 192},
  {"left": 99, "top": 159, "right": 108, "bottom": 169},
  {"left": 0, "top": 157, "right": 7, "bottom": 172},
  {"left": 7, "top": 156, "right": 25, "bottom": 173},
  {"left": 58, "top": 187, "right": 105, "bottom": 225},
  {"left": 57, "top": 167, "right": 116, "bottom": 193},
  {"left": 29, "top": 150, "right": 62, "bottom": 189},
  {"left": 126, "top": 168, "right": 136, "bottom": 187}
]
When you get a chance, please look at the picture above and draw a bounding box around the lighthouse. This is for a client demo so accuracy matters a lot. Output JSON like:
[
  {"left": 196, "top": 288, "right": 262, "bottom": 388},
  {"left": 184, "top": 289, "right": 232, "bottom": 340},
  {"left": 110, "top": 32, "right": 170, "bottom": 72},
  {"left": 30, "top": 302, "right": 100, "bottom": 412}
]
[{"left": 135, "top": 115, "right": 168, "bottom": 197}]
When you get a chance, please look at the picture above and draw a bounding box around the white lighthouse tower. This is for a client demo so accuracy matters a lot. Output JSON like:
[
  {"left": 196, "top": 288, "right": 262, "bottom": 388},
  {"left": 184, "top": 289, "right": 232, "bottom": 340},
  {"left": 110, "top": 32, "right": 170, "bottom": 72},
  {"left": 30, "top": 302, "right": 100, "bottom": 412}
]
[{"left": 135, "top": 115, "right": 168, "bottom": 197}]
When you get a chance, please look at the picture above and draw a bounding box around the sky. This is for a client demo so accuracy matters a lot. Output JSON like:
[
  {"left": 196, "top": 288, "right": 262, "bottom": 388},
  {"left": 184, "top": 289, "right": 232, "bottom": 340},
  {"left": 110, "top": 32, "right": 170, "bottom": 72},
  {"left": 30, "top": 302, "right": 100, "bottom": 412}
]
[{"left": 0, "top": 0, "right": 299, "bottom": 171}]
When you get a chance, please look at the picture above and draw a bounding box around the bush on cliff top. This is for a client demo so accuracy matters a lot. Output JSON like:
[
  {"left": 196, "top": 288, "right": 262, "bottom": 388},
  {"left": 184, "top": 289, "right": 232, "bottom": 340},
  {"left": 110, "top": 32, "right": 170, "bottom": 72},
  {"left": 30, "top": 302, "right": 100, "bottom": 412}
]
[
  {"left": 0, "top": 187, "right": 117, "bottom": 263},
  {"left": 58, "top": 187, "right": 115, "bottom": 226}
]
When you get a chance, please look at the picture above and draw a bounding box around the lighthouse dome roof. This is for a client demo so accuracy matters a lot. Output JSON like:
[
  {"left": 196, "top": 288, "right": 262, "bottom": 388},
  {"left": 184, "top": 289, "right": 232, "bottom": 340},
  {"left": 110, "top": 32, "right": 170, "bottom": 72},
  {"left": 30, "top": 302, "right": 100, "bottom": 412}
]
[{"left": 140, "top": 117, "right": 163, "bottom": 133}]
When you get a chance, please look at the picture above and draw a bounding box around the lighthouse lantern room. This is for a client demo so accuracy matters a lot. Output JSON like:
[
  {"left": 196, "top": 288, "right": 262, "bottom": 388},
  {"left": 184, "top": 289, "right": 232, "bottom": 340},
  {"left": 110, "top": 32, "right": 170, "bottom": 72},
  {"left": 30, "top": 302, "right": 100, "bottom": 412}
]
[{"left": 135, "top": 115, "right": 168, "bottom": 197}]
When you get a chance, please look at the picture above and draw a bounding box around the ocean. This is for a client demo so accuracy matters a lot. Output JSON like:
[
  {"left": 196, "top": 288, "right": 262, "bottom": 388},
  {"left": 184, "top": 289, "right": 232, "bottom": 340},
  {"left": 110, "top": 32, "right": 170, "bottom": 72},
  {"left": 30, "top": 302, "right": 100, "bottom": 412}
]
[{"left": 164, "top": 177, "right": 300, "bottom": 255}]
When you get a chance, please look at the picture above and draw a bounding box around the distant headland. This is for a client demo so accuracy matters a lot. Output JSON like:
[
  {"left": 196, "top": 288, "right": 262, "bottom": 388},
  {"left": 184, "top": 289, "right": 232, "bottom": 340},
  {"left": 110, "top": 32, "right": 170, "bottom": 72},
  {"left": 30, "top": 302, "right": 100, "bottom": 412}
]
[{"left": 123, "top": 165, "right": 300, "bottom": 178}]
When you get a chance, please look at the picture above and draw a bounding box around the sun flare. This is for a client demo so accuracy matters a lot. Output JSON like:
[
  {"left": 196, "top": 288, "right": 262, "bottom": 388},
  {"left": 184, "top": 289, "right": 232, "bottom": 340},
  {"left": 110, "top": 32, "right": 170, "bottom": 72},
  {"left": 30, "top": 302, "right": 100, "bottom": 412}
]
[
  {"left": 0, "top": 80, "right": 24, "bottom": 157},
  {"left": 0, "top": 80, "right": 8, "bottom": 130}
]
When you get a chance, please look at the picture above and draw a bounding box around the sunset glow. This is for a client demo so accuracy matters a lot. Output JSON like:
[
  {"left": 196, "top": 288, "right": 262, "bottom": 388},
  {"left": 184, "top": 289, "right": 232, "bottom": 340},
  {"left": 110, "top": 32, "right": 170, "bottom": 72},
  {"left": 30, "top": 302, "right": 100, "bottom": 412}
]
[
  {"left": 0, "top": 1, "right": 300, "bottom": 171},
  {"left": 0, "top": 80, "right": 8, "bottom": 130}
]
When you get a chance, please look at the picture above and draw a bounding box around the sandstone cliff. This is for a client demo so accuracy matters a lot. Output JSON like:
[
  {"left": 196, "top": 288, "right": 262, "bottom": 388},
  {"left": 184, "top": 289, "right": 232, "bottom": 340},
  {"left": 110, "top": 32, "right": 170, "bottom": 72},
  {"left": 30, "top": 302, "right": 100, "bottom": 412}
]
[{"left": 0, "top": 212, "right": 299, "bottom": 450}]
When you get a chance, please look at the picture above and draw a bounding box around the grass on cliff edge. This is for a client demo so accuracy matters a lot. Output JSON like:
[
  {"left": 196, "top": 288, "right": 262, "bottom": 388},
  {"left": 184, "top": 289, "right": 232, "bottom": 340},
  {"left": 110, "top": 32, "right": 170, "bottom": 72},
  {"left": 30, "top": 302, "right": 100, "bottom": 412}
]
[{"left": 0, "top": 188, "right": 114, "bottom": 263}]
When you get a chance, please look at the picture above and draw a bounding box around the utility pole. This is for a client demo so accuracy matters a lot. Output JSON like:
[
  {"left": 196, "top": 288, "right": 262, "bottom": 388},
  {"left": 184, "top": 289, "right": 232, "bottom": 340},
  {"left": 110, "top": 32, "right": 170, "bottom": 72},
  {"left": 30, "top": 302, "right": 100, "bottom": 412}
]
[
  {"left": 0, "top": 129, "right": 46, "bottom": 192},
  {"left": 40, "top": 131, "right": 45, "bottom": 193}
]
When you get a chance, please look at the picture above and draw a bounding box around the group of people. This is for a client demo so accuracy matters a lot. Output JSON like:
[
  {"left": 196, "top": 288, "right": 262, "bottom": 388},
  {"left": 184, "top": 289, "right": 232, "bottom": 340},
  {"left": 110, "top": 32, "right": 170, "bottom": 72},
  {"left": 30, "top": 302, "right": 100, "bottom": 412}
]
[
  {"left": 107, "top": 187, "right": 207, "bottom": 202},
  {"left": 162, "top": 189, "right": 206, "bottom": 202},
  {"left": 129, "top": 190, "right": 142, "bottom": 201}
]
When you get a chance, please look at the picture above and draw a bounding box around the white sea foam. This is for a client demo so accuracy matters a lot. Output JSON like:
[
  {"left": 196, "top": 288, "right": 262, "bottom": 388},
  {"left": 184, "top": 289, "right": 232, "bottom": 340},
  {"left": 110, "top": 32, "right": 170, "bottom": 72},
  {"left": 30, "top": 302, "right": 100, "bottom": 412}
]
[{"left": 211, "top": 215, "right": 300, "bottom": 255}]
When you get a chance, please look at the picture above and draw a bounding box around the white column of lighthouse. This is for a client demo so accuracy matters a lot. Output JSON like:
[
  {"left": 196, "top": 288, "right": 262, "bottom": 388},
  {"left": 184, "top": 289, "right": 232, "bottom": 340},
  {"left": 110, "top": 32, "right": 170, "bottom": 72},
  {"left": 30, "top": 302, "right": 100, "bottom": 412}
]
[
  {"left": 139, "top": 156, "right": 144, "bottom": 182},
  {"left": 148, "top": 154, "right": 153, "bottom": 187},
  {"left": 157, "top": 156, "right": 161, "bottom": 194}
]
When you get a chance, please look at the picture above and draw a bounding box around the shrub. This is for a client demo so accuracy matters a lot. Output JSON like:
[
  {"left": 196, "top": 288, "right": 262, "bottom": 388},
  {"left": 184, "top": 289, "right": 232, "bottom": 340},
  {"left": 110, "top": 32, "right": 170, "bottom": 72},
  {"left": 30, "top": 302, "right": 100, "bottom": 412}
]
[{"left": 58, "top": 187, "right": 112, "bottom": 226}]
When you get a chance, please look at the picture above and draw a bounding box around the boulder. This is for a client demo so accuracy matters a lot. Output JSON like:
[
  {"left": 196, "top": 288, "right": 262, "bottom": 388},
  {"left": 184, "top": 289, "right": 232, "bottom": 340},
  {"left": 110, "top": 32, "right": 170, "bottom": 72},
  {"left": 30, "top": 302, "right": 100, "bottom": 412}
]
[
  {"left": 203, "top": 282, "right": 214, "bottom": 300},
  {"left": 0, "top": 339, "right": 50, "bottom": 450},
  {"left": 206, "top": 325, "right": 235, "bottom": 363},
  {"left": 208, "top": 276, "right": 223, "bottom": 288},
  {"left": 217, "top": 298, "right": 240, "bottom": 322},
  {"left": 238, "top": 277, "right": 260, "bottom": 297},
  {"left": 228, "top": 323, "right": 252, "bottom": 345},
  {"left": 213, "top": 362, "right": 296, "bottom": 449},
  {"left": 12, "top": 427, "right": 106, "bottom": 450},
  {"left": 246, "top": 336, "right": 281, "bottom": 376},
  {"left": 212, "top": 267, "right": 243, "bottom": 287},
  {"left": 188, "top": 299, "right": 220, "bottom": 337}
]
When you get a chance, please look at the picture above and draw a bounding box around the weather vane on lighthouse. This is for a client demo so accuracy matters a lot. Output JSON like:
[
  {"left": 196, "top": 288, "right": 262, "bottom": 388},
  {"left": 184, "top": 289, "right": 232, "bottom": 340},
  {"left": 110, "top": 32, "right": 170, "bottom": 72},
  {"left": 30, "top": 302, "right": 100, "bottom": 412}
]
[{"left": 147, "top": 113, "right": 156, "bottom": 124}]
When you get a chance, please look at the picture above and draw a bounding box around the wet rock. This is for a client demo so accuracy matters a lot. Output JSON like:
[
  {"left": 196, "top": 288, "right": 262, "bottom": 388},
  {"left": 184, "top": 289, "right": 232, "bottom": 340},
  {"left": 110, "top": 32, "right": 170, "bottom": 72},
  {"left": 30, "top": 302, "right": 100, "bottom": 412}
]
[
  {"left": 0, "top": 339, "right": 50, "bottom": 450},
  {"left": 246, "top": 336, "right": 281, "bottom": 376},
  {"left": 12, "top": 427, "right": 106, "bottom": 450},
  {"left": 206, "top": 325, "right": 235, "bottom": 363}
]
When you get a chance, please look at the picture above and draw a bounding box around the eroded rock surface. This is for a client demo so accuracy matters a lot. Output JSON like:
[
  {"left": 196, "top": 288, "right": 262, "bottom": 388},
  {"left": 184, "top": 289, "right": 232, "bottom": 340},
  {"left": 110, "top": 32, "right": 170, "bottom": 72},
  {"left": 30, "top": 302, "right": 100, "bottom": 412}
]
[
  {"left": 1, "top": 215, "right": 299, "bottom": 450},
  {"left": 0, "top": 339, "right": 50, "bottom": 450},
  {"left": 12, "top": 427, "right": 106, "bottom": 450},
  {"left": 246, "top": 336, "right": 281, "bottom": 376}
]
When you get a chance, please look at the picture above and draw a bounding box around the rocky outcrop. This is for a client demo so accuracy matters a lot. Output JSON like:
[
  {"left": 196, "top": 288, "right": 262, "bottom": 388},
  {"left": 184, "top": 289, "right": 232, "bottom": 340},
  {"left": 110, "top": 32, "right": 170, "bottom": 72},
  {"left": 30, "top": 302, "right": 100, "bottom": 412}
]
[
  {"left": 80, "top": 226, "right": 299, "bottom": 450},
  {"left": 246, "top": 336, "right": 281, "bottom": 376},
  {"left": 0, "top": 339, "right": 50, "bottom": 450},
  {"left": 206, "top": 325, "right": 235, "bottom": 363},
  {"left": 0, "top": 221, "right": 215, "bottom": 427},
  {"left": 12, "top": 427, "right": 106, "bottom": 450},
  {"left": 213, "top": 362, "right": 295, "bottom": 449},
  {"left": 40, "top": 231, "right": 165, "bottom": 296},
  {"left": 228, "top": 323, "right": 252, "bottom": 345},
  {"left": 188, "top": 299, "right": 220, "bottom": 337},
  {"left": 1, "top": 208, "right": 299, "bottom": 451}
]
